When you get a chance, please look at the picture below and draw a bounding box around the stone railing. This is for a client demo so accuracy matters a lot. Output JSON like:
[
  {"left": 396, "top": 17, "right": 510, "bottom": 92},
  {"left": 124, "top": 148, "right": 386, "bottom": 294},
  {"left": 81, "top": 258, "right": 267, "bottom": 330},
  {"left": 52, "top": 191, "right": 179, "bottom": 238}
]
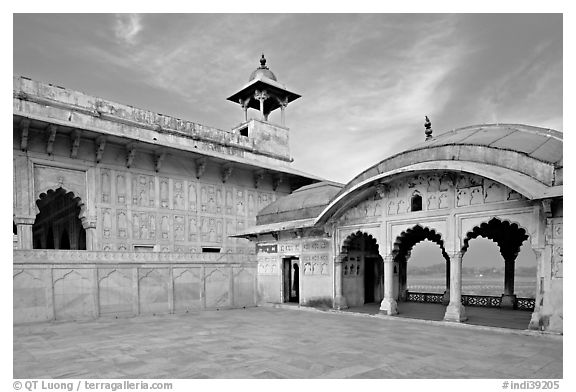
[
  {"left": 406, "top": 291, "right": 535, "bottom": 311},
  {"left": 13, "top": 250, "right": 257, "bottom": 324}
]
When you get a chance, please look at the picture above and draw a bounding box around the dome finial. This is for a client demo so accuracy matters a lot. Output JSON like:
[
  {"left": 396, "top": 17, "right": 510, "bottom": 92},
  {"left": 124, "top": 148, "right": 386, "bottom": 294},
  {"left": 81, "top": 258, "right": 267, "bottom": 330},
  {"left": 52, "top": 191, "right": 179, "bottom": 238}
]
[
  {"left": 425, "top": 115, "right": 433, "bottom": 141},
  {"left": 260, "top": 53, "right": 267, "bottom": 68}
]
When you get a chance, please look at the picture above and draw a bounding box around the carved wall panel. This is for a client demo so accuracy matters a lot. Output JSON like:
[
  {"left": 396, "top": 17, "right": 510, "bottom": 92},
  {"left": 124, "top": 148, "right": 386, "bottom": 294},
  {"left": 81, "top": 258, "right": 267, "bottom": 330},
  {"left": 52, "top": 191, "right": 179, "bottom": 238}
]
[
  {"left": 116, "top": 210, "right": 128, "bottom": 240},
  {"left": 90, "top": 165, "right": 287, "bottom": 252},
  {"left": 173, "top": 180, "right": 185, "bottom": 210},
  {"left": 13, "top": 269, "right": 52, "bottom": 323},
  {"left": 159, "top": 177, "right": 169, "bottom": 208},
  {"left": 188, "top": 182, "right": 197, "bottom": 212},
  {"left": 138, "top": 268, "right": 169, "bottom": 315},
  {"left": 233, "top": 268, "right": 255, "bottom": 307},
  {"left": 205, "top": 268, "right": 229, "bottom": 308},
  {"left": 53, "top": 269, "right": 95, "bottom": 320},
  {"left": 98, "top": 268, "right": 134, "bottom": 316},
  {"left": 101, "top": 170, "right": 111, "bottom": 203},
  {"left": 174, "top": 215, "right": 185, "bottom": 242},
  {"left": 173, "top": 267, "right": 202, "bottom": 312},
  {"left": 116, "top": 174, "right": 126, "bottom": 204}
]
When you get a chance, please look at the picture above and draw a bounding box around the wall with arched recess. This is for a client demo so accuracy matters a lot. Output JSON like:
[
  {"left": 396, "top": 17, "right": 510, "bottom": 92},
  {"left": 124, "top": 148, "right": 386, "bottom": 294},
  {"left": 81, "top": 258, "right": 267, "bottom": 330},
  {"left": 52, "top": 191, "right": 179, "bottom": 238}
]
[{"left": 338, "top": 231, "right": 383, "bottom": 307}]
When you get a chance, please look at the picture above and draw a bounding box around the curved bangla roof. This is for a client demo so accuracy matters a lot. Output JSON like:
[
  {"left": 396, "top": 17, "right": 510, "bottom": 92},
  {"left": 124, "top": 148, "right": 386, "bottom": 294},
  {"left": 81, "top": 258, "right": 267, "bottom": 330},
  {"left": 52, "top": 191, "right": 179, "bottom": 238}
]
[
  {"left": 315, "top": 123, "right": 563, "bottom": 225},
  {"left": 234, "top": 123, "right": 563, "bottom": 236}
]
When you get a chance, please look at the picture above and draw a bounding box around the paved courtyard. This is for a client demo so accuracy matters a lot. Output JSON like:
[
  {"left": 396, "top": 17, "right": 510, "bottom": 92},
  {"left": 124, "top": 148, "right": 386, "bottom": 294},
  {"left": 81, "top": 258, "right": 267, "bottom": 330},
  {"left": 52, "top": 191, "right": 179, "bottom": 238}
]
[{"left": 14, "top": 307, "right": 562, "bottom": 379}]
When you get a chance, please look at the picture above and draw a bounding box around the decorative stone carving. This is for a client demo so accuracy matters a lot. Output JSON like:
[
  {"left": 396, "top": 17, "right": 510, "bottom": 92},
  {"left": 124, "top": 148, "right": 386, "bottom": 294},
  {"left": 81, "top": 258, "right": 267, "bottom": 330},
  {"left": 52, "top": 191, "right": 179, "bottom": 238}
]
[
  {"left": 117, "top": 210, "right": 127, "bottom": 239},
  {"left": 174, "top": 215, "right": 185, "bottom": 241},
  {"left": 160, "top": 178, "right": 169, "bottom": 208},
  {"left": 161, "top": 216, "right": 169, "bottom": 240},
  {"left": 101, "top": 170, "right": 111, "bottom": 203},
  {"left": 116, "top": 174, "right": 126, "bottom": 204},
  {"left": 102, "top": 209, "right": 112, "bottom": 239},
  {"left": 173, "top": 181, "right": 185, "bottom": 210},
  {"left": 188, "top": 182, "right": 197, "bottom": 212}
]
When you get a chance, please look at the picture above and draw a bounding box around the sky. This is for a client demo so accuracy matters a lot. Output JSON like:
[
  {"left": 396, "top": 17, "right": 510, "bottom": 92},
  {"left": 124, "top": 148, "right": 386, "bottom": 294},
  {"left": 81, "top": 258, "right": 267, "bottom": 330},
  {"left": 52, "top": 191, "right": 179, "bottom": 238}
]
[{"left": 13, "top": 13, "right": 563, "bottom": 184}]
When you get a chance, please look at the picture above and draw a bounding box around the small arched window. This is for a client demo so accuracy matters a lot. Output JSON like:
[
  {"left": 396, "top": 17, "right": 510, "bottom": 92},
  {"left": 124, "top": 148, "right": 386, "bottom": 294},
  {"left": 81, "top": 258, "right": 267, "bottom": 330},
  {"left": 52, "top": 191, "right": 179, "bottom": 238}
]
[{"left": 411, "top": 193, "right": 423, "bottom": 212}]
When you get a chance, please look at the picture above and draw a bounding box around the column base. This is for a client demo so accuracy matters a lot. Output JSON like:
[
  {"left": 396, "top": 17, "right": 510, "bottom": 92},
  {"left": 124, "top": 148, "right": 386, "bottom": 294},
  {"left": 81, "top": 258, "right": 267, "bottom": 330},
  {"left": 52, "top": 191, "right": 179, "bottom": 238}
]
[
  {"left": 379, "top": 298, "right": 398, "bottom": 315},
  {"left": 443, "top": 302, "right": 467, "bottom": 322},
  {"left": 333, "top": 295, "right": 348, "bottom": 310},
  {"left": 500, "top": 294, "right": 517, "bottom": 309},
  {"left": 528, "top": 310, "right": 542, "bottom": 330},
  {"left": 442, "top": 290, "right": 450, "bottom": 305}
]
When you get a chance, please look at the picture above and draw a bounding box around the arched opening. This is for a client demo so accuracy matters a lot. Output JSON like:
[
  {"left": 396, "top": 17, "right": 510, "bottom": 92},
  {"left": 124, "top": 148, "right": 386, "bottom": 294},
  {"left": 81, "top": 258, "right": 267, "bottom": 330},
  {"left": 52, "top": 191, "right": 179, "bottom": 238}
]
[
  {"left": 411, "top": 192, "right": 422, "bottom": 212},
  {"left": 407, "top": 239, "right": 448, "bottom": 296},
  {"left": 33, "top": 188, "right": 86, "bottom": 250},
  {"left": 462, "top": 238, "right": 505, "bottom": 295},
  {"left": 13, "top": 221, "right": 17, "bottom": 235},
  {"left": 341, "top": 231, "right": 383, "bottom": 307},
  {"left": 461, "top": 218, "right": 531, "bottom": 309},
  {"left": 392, "top": 225, "right": 449, "bottom": 303}
]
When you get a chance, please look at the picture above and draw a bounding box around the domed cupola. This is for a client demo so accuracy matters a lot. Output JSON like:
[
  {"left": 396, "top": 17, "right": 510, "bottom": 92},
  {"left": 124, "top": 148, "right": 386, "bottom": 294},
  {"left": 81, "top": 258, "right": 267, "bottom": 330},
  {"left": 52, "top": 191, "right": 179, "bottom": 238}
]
[
  {"left": 249, "top": 54, "right": 278, "bottom": 82},
  {"left": 227, "top": 54, "right": 301, "bottom": 126}
]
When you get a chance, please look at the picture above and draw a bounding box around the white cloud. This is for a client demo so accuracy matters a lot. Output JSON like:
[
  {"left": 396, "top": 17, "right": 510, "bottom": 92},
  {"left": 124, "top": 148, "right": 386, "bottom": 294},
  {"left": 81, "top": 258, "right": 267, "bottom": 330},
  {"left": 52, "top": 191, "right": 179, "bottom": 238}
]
[{"left": 114, "top": 14, "right": 142, "bottom": 45}]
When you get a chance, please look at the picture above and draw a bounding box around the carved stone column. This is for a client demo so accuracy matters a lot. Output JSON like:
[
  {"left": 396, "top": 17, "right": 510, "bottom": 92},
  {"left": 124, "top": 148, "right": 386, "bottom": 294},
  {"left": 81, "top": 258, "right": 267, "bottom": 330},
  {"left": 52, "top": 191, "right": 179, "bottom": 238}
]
[
  {"left": 82, "top": 218, "right": 97, "bottom": 251},
  {"left": 443, "top": 252, "right": 467, "bottom": 322},
  {"left": 14, "top": 216, "right": 35, "bottom": 249},
  {"left": 333, "top": 254, "right": 348, "bottom": 309},
  {"left": 501, "top": 257, "right": 517, "bottom": 309},
  {"left": 528, "top": 247, "right": 545, "bottom": 330},
  {"left": 379, "top": 255, "right": 398, "bottom": 315},
  {"left": 442, "top": 258, "right": 450, "bottom": 305}
]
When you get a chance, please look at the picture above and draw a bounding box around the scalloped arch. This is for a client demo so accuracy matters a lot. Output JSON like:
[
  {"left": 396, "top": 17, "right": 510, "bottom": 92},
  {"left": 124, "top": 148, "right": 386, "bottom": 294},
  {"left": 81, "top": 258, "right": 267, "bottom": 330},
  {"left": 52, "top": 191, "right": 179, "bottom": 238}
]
[
  {"left": 392, "top": 224, "right": 449, "bottom": 262},
  {"left": 461, "top": 217, "right": 529, "bottom": 257},
  {"left": 341, "top": 230, "right": 380, "bottom": 253},
  {"left": 36, "top": 187, "right": 87, "bottom": 223}
]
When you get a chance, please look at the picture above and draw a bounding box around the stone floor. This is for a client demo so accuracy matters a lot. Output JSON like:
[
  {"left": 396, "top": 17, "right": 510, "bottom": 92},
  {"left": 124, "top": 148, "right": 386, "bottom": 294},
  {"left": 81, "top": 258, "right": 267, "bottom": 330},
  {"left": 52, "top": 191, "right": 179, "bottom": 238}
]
[
  {"left": 344, "top": 302, "right": 533, "bottom": 329},
  {"left": 13, "top": 307, "right": 562, "bottom": 379}
]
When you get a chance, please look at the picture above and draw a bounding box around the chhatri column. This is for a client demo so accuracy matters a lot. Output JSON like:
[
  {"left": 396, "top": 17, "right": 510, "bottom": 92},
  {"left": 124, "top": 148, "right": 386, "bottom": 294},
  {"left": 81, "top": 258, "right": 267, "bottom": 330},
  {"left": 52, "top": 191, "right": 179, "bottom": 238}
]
[
  {"left": 380, "top": 255, "right": 398, "bottom": 315},
  {"left": 254, "top": 90, "right": 268, "bottom": 121},
  {"left": 333, "top": 254, "right": 348, "bottom": 309},
  {"left": 501, "top": 256, "right": 517, "bottom": 309},
  {"left": 443, "top": 252, "right": 467, "bottom": 322}
]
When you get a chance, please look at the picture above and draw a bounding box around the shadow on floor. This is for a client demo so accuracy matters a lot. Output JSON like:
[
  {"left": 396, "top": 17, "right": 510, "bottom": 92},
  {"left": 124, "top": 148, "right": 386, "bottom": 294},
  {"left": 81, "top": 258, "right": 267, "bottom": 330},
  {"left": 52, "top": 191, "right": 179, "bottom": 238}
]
[{"left": 342, "top": 302, "right": 533, "bottom": 330}]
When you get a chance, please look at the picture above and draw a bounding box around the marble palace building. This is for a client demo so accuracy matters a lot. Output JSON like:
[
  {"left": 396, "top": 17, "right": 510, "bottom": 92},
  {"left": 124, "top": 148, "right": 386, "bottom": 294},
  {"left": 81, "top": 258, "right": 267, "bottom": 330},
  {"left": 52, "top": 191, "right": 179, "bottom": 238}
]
[{"left": 13, "top": 55, "right": 563, "bottom": 333}]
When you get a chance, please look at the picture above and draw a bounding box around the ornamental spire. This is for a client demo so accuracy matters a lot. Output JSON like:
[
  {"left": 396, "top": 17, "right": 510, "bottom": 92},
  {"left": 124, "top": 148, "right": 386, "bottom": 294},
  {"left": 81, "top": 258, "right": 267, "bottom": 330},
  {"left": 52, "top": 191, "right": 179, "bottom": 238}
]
[
  {"left": 425, "top": 115, "right": 433, "bottom": 141},
  {"left": 259, "top": 53, "right": 268, "bottom": 69}
]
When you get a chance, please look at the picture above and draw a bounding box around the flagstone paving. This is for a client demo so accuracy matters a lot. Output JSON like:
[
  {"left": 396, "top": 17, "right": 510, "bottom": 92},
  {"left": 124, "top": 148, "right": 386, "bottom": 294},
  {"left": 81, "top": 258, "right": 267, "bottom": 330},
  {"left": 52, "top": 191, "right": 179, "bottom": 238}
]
[{"left": 13, "top": 307, "right": 562, "bottom": 379}]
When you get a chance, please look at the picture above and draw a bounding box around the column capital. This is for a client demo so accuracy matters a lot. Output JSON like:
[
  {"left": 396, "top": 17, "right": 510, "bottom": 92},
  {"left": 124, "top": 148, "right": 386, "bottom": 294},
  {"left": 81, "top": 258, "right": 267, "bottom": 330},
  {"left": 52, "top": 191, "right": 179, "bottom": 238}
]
[
  {"left": 447, "top": 251, "right": 463, "bottom": 260},
  {"left": 384, "top": 254, "right": 395, "bottom": 263},
  {"left": 334, "top": 254, "right": 347, "bottom": 264},
  {"left": 14, "top": 216, "right": 36, "bottom": 225},
  {"left": 81, "top": 216, "right": 97, "bottom": 229},
  {"left": 254, "top": 90, "right": 269, "bottom": 101}
]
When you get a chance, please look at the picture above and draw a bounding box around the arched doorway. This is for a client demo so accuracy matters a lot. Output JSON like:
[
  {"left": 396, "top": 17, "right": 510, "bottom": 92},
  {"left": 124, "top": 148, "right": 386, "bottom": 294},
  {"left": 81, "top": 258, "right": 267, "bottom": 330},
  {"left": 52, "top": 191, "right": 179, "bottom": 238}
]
[
  {"left": 392, "top": 225, "right": 449, "bottom": 303},
  {"left": 33, "top": 188, "right": 86, "bottom": 250},
  {"left": 462, "top": 218, "right": 531, "bottom": 309},
  {"left": 341, "top": 231, "right": 383, "bottom": 307}
]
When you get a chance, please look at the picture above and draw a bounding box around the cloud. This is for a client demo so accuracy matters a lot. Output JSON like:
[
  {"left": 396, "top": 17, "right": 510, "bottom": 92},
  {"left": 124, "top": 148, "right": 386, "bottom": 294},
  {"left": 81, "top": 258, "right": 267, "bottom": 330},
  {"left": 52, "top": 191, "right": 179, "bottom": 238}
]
[{"left": 114, "top": 14, "right": 142, "bottom": 45}]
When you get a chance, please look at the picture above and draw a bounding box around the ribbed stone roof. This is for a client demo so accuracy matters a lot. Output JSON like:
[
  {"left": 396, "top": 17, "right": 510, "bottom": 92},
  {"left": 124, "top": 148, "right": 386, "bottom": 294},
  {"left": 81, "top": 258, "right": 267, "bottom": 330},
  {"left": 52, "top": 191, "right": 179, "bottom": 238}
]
[
  {"left": 410, "top": 124, "right": 562, "bottom": 166},
  {"left": 256, "top": 181, "right": 343, "bottom": 225}
]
